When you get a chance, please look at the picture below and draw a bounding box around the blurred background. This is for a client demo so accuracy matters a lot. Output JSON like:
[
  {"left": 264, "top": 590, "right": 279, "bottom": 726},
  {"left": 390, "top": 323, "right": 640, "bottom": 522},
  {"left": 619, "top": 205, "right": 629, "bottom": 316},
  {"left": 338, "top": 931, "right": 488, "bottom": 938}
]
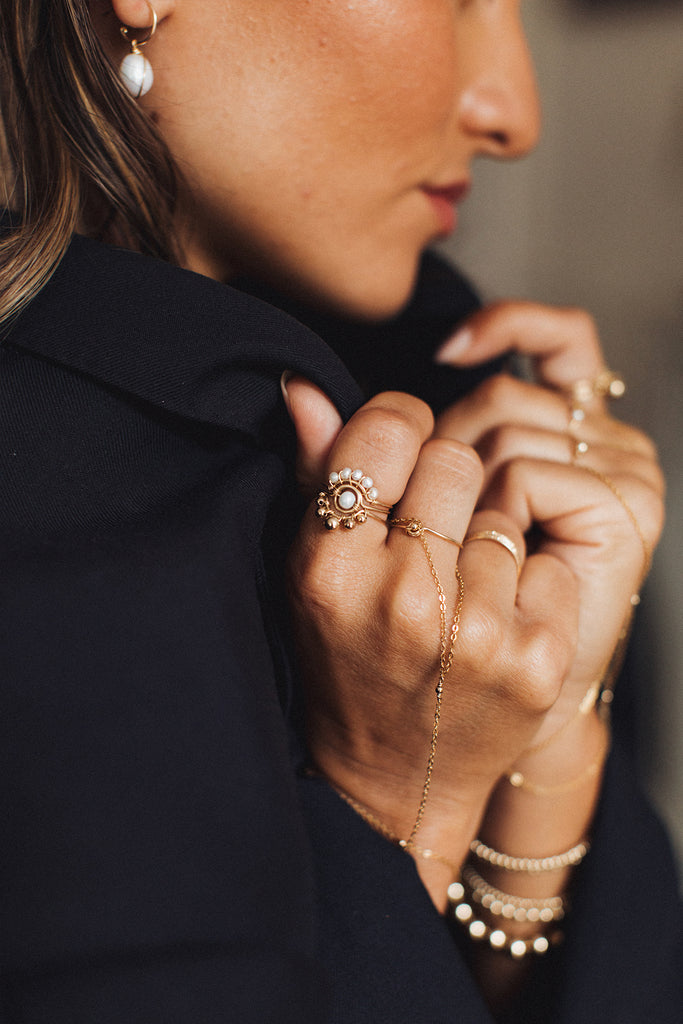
[{"left": 443, "top": 0, "right": 683, "bottom": 868}]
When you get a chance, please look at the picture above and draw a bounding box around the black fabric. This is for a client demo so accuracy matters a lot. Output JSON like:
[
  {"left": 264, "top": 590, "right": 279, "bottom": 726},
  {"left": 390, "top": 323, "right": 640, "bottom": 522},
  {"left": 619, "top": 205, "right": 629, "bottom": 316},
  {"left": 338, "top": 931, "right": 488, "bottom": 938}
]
[{"left": 0, "top": 234, "right": 680, "bottom": 1022}]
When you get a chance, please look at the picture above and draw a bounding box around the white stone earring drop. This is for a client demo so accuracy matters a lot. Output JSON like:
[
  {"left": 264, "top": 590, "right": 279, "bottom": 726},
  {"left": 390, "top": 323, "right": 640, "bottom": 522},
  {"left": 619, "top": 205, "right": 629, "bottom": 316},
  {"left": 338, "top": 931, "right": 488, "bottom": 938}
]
[{"left": 119, "top": 3, "right": 157, "bottom": 98}]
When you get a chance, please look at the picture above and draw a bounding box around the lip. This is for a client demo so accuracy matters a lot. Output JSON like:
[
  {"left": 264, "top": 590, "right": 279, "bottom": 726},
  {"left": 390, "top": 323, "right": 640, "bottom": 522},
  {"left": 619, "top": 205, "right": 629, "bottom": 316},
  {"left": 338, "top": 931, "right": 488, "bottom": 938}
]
[{"left": 421, "top": 181, "right": 471, "bottom": 238}]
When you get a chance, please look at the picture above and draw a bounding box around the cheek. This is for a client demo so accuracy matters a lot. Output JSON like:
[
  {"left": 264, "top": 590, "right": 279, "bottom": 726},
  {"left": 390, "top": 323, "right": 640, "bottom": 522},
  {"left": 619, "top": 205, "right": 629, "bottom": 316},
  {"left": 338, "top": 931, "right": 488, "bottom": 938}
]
[{"left": 223, "top": 0, "right": 460, "bottom": 168}]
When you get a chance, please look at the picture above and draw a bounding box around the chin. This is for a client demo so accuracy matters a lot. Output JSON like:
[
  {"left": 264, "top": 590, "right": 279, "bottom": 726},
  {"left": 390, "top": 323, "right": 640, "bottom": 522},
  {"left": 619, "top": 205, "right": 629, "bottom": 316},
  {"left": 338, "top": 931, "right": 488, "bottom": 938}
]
[{"left": 275, "top": 253, "right": 421, "bottom": 323}]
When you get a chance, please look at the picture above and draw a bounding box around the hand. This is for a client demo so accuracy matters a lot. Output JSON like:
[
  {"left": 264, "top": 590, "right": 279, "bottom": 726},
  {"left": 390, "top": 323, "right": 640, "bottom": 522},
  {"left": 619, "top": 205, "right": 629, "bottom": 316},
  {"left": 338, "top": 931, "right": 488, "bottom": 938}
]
[
  {"left": 434, "top": 301, "right": 665, "bottom": 942},
  {"left": 436, "top": 301, "right": 664, "bottom": 715},
  {"left": 284, "top": 380, "right": 580, "bottom": 896}
]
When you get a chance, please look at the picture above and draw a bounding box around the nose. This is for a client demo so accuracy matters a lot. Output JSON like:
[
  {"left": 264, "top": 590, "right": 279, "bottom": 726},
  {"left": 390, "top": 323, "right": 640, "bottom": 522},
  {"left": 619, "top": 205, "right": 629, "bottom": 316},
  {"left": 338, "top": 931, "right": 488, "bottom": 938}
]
[{"left": 457, "top": 12, "right": 541, "bottom": 160}]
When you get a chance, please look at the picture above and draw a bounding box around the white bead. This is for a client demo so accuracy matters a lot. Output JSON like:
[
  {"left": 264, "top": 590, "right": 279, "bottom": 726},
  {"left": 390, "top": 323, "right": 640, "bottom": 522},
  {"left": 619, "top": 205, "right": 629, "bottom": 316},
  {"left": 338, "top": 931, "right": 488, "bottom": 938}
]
[
  {"left": 447, "top": 882, "right": 464, "bottom": 901},
  {"left": 469, "top": 920, "right": 487, "bottom": 939},
  {"left": 510, "top": 940, "right": 528, "bottom": 959},
  {"left": 337, "top": 489, "right": 357, "bottom": 511},
  {"left": 533, "top": 936, "right": 550, "bottom": 954},
  {"left": 351, "top": 469, "right": 363, "bottom": 481},
  {"left": 489, "top": 930, "right": 507, "bottom": 949},
  {"left": 367, "top": 487, "right": 378, "bottom": 501},
  {"left": 329, "top": 472, "right": 339, "bottom": 484},
  {"left": 120, "top": 53, "right": 154, "bottom": 98},
  {"left": 340, "top": 467, "right": 351, "bottom": 480}
]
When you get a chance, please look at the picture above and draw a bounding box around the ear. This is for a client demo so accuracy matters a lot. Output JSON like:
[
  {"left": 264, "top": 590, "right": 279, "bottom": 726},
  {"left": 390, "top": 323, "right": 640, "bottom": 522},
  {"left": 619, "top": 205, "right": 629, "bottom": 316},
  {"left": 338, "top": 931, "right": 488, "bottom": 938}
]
[{"left": 110, "top": 0, "right": 175, "bottom": 30}]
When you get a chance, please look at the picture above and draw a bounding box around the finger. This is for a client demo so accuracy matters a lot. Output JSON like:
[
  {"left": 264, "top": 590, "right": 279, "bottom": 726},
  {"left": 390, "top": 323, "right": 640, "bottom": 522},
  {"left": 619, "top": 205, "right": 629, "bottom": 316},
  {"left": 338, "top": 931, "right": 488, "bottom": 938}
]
[
  {"left": 388, "top": 437, "right": 483, "bottom": 555},
  {"left": 512, "top": 552, "right": 580, "bottom": 708},
  {"left": 483, "top": 456, "right": 664, "bottom": 585},
  {"left": 435, "top": 375, "right": 653, "bottom": 457},
  {"left": 474, "top": 425, "right": 665, "bottom": 493},
  {"left": 283, "top": 375, "right": 344, "bottom": 491},
  {"left": 457, "top": 510, "right": 527, "bottom": 609},
  {"left": 434, "top": 300, "right": 608, "bottom": 399},
  {"left": 436, "top": 374, "right": 571, "bottom": 446},
  {"left": 306, "top": 392, "right": 434, "bottom": 547}
]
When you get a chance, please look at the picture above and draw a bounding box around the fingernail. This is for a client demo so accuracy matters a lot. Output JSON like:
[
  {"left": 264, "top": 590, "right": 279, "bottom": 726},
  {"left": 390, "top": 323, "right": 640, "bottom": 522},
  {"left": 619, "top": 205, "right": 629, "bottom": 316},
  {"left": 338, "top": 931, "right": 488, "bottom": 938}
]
[
  {"left": 434, "top": 327, "right": 473, "bottom": 364},
  {"left": 280, "top": 370, "right": 293, "bottom": 417}
]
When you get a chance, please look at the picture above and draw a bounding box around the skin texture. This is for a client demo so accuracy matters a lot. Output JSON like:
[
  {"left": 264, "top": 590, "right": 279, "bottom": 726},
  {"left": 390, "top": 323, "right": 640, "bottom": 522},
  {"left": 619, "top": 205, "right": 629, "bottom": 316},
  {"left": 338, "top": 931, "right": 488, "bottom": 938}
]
[
  {"left": 105, "top": 0, "right": 539, "bottom": 318},
  {"left": 100, "top": 0, "right": 665, "bottom": 1008}
]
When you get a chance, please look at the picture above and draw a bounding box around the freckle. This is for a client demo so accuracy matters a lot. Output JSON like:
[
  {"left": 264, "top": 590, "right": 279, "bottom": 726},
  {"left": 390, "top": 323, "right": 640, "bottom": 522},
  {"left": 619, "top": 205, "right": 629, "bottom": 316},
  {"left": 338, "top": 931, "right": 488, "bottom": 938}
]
[{"left": 319, "top": 36, "right": 328, "bottom": 48}]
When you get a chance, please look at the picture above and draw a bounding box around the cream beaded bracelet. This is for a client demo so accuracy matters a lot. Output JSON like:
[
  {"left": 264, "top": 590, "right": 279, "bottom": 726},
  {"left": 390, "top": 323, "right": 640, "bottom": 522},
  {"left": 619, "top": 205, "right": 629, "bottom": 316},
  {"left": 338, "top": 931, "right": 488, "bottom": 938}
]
[
  {"left": 461, "top": 863, "right": 566, "bottom": 923},
  {"left": 469, "top": 837, "right": 590, "bottom": 873},
  {"left": 447, "top": 880, "right": 563, "bottom": 958}
]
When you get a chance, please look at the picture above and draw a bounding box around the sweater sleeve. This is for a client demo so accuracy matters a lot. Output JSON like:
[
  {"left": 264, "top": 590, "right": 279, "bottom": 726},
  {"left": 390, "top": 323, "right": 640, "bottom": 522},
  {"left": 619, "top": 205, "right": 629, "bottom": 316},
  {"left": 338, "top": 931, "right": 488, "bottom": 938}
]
[{"left": 298, "top": 744, "right": 683, "bottom": 1024}]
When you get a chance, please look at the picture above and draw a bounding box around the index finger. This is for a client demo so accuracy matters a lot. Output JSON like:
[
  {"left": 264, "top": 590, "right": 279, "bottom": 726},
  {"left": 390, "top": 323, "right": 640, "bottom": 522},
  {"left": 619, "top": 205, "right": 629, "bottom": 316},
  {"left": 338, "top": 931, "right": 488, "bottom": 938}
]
[
  {"left": 435, "top": 300, "right": 609, "bottom": 401},
  {"left": 312, "top": 391, "right": 434, "bottom": 548}
]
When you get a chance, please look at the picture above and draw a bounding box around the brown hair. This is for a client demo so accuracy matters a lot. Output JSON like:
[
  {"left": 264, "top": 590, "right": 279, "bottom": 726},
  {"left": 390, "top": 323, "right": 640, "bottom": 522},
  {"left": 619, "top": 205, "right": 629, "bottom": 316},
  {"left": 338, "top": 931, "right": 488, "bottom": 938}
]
[{"left": 0, "top": 0, "right": 179, "bottom": 331}]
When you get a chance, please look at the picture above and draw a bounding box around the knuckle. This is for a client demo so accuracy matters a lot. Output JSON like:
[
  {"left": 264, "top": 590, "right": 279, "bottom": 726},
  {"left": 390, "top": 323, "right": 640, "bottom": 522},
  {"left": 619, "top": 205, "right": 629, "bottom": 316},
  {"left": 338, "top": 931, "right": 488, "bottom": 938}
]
[
  {"left": 516, "top": 628, "right": 572, "bottom": 713},
  {"left": 369, "top": 392, "right": 434, "bottom": 435},
  {"left": 420, "top": 437, "right": 484, "bottom": 489},
  {"left": 560, "top": 305, "right": 598, "bottom": 338},
  {"left": 351, "top": 404, "right": 427, "bottom": 460},
  {"left": 477, "top": 373, "right": 520, "bottom": 410},
  {"left": 478, "top": 424, "right": 527, "bottom": 468},
  {"left": 639, "top": 484, "right": 666, "bottom": 547},
  {"left": 458, "top": 598, "right": 506, "bottom": 673},
  {"left": 386, "top": 571, "right": 438, "bottom": 636}
]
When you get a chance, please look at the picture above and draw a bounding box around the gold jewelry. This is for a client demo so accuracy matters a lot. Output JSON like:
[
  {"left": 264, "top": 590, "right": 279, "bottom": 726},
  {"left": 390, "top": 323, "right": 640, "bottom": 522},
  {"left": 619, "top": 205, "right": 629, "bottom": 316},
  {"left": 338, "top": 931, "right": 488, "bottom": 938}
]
[
  {"left": 566, "top": 369, "right": 626, "bottom": 407},
  {"left": 322, "top": 532, "right": 464, "bottom": 846},
  {"left": 447, "top": 881, "right": 563, "bottom": 958},
  {"left": 404, "top": 537, "right": 465, "bottom": 843},
  {"left": 505, "top": 726, "right": 610, "bottom": 796},
  {"left": 389, "top": 517, "right": 462, "bottom": 549},
  {"left": 316, "top": 467, "right": 392, "bottom": 531},
  {"left": 463, "top": 529, "right": 522, "bottom": 577},
  {"left": 469, "top": 837, "right": 590, "bottom": 874},
  {"left": 461, "top": 863, "right": 566, "bottom": 922},
  {"left": 119, "top": 2, "right": 158, "bottom": 98}
]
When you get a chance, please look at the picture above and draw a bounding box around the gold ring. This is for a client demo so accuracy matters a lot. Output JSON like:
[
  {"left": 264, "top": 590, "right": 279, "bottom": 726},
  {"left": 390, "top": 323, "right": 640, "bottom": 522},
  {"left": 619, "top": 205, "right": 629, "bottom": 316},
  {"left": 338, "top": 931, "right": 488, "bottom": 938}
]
[
  {"left": 566, "top": 369, "right": 625, "bottom": 407},
  {"left": 316, "top": 467, "right": 392, "bottom": 530},
  {"left": 464, "top": 529, "right": 523, "bottom": 576},
  {"left": 389, "top": 517, "right": 462, "bottom": 549}
]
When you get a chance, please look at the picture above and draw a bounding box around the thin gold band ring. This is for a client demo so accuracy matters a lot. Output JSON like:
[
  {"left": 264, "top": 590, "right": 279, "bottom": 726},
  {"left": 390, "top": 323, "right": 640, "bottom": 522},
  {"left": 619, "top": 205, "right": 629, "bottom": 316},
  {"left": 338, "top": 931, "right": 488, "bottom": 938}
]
[
  {"left": 389, "top": 517, "right": 462, "bottom": 549},
  {"left": 464, "top": 529, "right": 523, "bottom": 577}
]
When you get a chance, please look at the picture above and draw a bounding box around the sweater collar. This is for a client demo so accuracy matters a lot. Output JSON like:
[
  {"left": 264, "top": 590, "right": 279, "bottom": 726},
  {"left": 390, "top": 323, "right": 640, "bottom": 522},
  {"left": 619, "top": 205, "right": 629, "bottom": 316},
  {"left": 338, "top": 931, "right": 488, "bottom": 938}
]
[{"left": 4, "top": 233, "right": 364, "bottom": 439}]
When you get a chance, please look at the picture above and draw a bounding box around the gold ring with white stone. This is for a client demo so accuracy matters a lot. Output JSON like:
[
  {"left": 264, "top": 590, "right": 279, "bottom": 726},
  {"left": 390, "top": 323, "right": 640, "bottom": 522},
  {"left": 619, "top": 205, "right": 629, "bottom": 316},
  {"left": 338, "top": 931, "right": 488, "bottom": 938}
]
[
  {"left": 316, "top": 468, "right": 392, "bottom": 531},
  {"left": 464, "top": 529, "right": 523, "bottom": 577}
]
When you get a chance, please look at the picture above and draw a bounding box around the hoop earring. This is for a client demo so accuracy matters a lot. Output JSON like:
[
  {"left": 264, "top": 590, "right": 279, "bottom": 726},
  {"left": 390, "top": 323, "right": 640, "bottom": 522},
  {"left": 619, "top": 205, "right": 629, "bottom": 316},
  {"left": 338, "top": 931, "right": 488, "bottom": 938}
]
[{"left": 119, "top": 2, "right": 158, "bottom": 98}]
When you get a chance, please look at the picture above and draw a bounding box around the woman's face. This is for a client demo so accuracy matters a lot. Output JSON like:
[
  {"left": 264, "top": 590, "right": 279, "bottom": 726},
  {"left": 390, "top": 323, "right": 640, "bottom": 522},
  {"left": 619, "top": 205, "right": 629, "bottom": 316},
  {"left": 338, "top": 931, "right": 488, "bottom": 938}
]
[{"left": 137, "top": 0, "right": 540, "bottom": 317}]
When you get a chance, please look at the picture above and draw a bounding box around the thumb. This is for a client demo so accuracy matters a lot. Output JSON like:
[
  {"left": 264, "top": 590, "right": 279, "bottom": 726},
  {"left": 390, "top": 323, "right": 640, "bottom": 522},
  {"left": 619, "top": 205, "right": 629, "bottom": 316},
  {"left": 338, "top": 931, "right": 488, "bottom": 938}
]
[{"left": 281, "top": 373, "right": 344, "bottom": 491}]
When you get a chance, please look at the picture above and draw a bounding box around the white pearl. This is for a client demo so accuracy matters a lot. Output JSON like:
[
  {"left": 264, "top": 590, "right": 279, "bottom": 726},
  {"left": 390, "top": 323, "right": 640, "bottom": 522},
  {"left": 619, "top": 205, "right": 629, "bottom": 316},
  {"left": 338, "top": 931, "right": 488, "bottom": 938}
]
[
  {"left": 447, "top": 882, "right": 464, "bottom": 901},
  {"left": 328, "top": 472, "right": 339, "bottom": 484},
  {"left": 340, "top": 467, "right": 351, "bottom": 480},
  {"left": 361, "top": 476, "right": 373, "bottom": 489},
  {"left": 367, "top": 487, "right": 378, "bottom": 501},
  {"left": 351, "top": 469, "right": 363, "bottom": 481},
  {"left": 120, "top": 52, "right": 154, "bottom": 98},
  {"left": 337, "top": 489, "right": 357, "bottom": 511}
]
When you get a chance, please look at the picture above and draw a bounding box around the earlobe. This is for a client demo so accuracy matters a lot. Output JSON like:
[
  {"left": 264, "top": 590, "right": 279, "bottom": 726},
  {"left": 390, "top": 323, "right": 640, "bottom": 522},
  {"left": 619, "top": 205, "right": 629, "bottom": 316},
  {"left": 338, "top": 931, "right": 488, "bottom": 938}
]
[
  {"left": 110, "top": 0, "right": 175, "bottom": 30},
  {"left": 113, "top": 0, "right": 174, "bottom": 98}
]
